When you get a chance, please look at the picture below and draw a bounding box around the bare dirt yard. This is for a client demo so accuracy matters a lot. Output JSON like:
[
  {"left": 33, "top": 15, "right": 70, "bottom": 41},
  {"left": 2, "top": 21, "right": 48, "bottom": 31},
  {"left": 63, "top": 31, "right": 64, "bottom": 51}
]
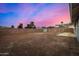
[{"left": 0, "top": 28, "right": 78, "bottom": 56}]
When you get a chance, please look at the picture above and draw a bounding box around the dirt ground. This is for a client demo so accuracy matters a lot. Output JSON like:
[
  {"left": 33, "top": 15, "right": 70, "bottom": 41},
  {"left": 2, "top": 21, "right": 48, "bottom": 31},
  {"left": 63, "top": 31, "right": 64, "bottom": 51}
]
[{"left": 0, "top": 28, "right": 78, "bottom": 56}]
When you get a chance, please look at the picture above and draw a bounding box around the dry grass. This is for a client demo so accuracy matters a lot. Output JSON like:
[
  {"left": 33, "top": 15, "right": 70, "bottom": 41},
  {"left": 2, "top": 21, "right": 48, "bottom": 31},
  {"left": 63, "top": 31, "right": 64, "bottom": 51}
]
[{"left": 0, "top": 28, "right": 78, "bottom": 56}]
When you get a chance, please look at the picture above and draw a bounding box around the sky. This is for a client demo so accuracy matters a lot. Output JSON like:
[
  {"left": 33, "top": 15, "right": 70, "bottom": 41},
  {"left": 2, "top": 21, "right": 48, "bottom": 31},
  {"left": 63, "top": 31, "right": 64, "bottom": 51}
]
[{"left": 0, "top": 3, "right": 71, "bottom": 27}]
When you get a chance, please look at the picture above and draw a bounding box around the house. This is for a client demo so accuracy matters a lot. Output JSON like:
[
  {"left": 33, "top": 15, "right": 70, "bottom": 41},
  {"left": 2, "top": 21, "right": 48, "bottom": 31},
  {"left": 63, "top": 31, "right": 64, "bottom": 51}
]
[{"left": 71, "top": 3, "right": 79, "bottom": 41}]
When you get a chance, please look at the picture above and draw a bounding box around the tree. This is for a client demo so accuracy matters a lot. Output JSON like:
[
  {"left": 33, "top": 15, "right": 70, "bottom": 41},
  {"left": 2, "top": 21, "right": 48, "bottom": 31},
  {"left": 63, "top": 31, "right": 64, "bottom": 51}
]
[
  {"left": 30, "top": 21, "right": 36, "bottom": 29},
  {"left": 60, "top": 21, "right": 64, "bottom": 28},
  {"left": 11, "top": 25, "right": 14, "bottom": 28},
  {"left": 61, "top": 21, "right": 63, "bottom": 24},
  {"left": 18, "top": 23, "right": 23, "bottom": 29},
  {"left": 25, "top": 21, "right": 36, "bottom": 29}
]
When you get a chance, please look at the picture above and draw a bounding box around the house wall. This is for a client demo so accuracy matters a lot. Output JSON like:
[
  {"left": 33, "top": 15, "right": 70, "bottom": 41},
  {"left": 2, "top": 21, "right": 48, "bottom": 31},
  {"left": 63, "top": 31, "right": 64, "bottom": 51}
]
[{"left": 71, "top": 3, "right": 79, "bottom": 41}]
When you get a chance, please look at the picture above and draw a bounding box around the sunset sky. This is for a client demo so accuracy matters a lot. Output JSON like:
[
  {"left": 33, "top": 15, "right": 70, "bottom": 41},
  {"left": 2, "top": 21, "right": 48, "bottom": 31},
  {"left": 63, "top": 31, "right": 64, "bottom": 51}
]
[{"left": 0, "top": 3, "right": 71, "bottom": 27}]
